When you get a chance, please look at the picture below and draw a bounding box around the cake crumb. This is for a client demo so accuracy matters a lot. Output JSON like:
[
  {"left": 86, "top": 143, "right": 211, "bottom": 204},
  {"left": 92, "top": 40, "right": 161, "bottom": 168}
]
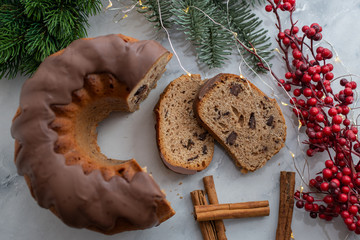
[
  {"left": 177, "top": 193, "right": 180, "bottom": 196},
  {"left": 178, "top": 182, "right": 183, "bottom": 185},
  {"left": 180, "top": 196, "right": 183, "bottom": 199}
]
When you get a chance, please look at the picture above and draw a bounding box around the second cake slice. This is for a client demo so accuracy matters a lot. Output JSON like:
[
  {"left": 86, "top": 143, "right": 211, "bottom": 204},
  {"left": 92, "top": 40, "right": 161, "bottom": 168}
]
[
  {"left": 194, "top": 73, "right": 286, "bottom": 172},
  {"left": 154, "top": 74, "right": 214, "bottom": 174}
]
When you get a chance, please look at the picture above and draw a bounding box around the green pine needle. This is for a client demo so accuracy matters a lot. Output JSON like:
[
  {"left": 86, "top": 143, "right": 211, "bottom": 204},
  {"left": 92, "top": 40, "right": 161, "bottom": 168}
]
[
  {"left": 135, "top": 0, "right": 272, "bottom": 71},
  {"left": 135, "top": 0, "right": 173, "bottom": 29},
  {"left": 0, "top": 0, "right": 102, "bottom": 79}
]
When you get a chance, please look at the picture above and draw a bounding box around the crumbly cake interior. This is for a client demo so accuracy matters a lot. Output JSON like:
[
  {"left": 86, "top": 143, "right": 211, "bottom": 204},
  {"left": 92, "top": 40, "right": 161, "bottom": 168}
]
[
  {"left": 197, "top": 76, "right": 286, "bottom": 171},
  {"left": 157, "top": 75, "right": 214, "bottom": 171},
  {"left": 49, "top": 53, "right": 169, "bottom": 180}
]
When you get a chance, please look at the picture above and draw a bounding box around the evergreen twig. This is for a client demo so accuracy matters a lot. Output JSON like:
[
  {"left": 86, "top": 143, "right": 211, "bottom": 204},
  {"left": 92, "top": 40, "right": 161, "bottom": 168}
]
[
  {"left": 172, "top": 0, "right": 232, "bottom": 68},
  {"left": 135, "top": 0, "right": 272, "bottom": 72},
  {"left": 135, "top": 0, "right": 173, "bottom": 29},
  {"left": 0, "top": 0, "right": 102, "bottom": 79}
]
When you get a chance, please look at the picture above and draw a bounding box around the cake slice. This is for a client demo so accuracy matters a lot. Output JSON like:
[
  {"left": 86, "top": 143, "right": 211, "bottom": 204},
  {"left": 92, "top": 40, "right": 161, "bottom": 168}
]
[
  {"left": 194, "top": 73, "right": 286, "bottom": 172},
  {"left": 154, "top": 74, "right": 214, "bottom": 174}
]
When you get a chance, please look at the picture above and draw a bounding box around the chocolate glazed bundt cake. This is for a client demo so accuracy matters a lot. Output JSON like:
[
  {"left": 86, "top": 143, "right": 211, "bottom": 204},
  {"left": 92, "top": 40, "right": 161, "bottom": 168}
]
[{"left": 11, "top": 34, "right": 175, "bottom": 234}]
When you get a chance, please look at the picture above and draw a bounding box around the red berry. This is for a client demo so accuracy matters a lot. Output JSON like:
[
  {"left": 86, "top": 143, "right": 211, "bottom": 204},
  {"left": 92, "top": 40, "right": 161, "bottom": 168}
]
[
  {"left": 344, "top": 87, "right": 353, "bottom": 96},
  {"left": 302, "top": 74, "right": 312, "bottom": 83},
  {"left": 283, "top": 2, "right": 292, "bottom": 10},
  {"left": 311, "top": 73, "right": 320, "bottom": 82},
  {"left": 327, "top": 63, "right": 334, "bottom": 71},
  {"left": 338, "top": 138, "right": 347, "bottom": 145},
  {"left": 341, "top": 186, "right": 350, "bottom": 193},
  {"left": 323, "top": 127, "right": 332, "bottom": 136},
  {"left": 342, "top": 120, "right": 350, "bottom": 128},
  {"left": 284, "top": 83, "right": 291, "bottom": 91},
  {"left": 349, "top": 205, "right": 358, "bottom": 215},
  {"left": 331, "top": 124, "right": 341, "bottom": 133},
  {"left": 325, "top": 86, "right": 332, "bottom": 93},
  {"left": 265, "top": 5, "right": 273, "bottom": 12},
  {"left": 344, "top": 217, "right": 353, "bottom": 226},
  {"left": 293, "top": 50, "right": 302, "bottom": 59},
  {"left": 321, "top": 66, "right": 330, "bottom": 74},
  {"left": 316, "top": 91, "right": 324, "bottom": 98},
  {"left": 305, "top": 203, "right": 313, "bottom": 211},
  {"left": 307, "top": 98, "right": 317, "bottom": 106},
  {"left": 307, "top": 28, "right": 316, "bottom": 37},
  {"left": 324, "top": 96, "right": 333, "bottom": 104},
  {"left": 325, "top": 72, "right": 334, "bottom": 80},
  {"left": 323, "top": 195, "right": 333, "bottom": 204},
  {"left": 348, "top": 223, "right": 356, "bottom": 231},
  {"left": 350, "top": 81, "right": 357, "bottom": 89},
  {"left": 351, "top": 126, "right": 358, "bottom": 134},
  {"left": 309, "top": 107, "right": 319, "bottom": 116},
  {"left": 328, "top": 107, "right": 337, "bottom": 116},
  {"left": 350, "top": 195, "right": 358, "bottom": 204},
  {"left": 297, "top": 99, "right": 305, "bottom": 107},
  {"left": 322, "top": 48, "right": 332, "bottom": 58},
  {"left": 293, "top": 88, "right": 301, "bottom": 96},
  {"left": 345, "top": 96, "right": 354, "bottom": 104},
  {"left": 292, "top": 26, "right": 299, "bottom": 34},
  {"left": 325, "top": 160, "right": 333, "bottom": 168},
  {"left": 302, "top": 25, "right": 309, "bottom": 33},
  {"left": 316, "top": 114, "right": 324, "bottom": 122},
  {"left": 283, "top": 37, "right": 290, "bottom": 45},
  {"left": 342, "top": 106, "right": 350, "bottom": 115},
  {"left": 342, "top": 167, "right": 351, "bottom": 175},
  {"left": 355, "top": 178, "right": 360, "bottom": 186},
  {"left": 278, "top": 32, "right": 285, "bottom": 39},
  {"left": 323, "top": 168, "right": 332, "bottom": 179},
  {"left": 320, "top": 182, "right": 329, "bottom": 191},
  {"left": 332, "top": 115, "right": 343, "bottom": 124},
  {"left": 303, "top": 88, "right": 312, "bottom": 97},
  {"left": 306, "top": 149, "right": 314, "bottom": 156},
  {"left": 341, "top": 175, "right": 351, "bottom": 185},
  {"left": 315, "top": 53, "right": 323, "bottom": 61},
  {"left": 309, "top": 179, "right": 317, "bottom": 187},
  {"left": 338, "top": 193, "right": 348, "bottom": 203},
  {"left": 331, "top": 178, "right": 340, "bottom": 187},
  {"left": 285, "top": 72, "right": 292, "bottom": 79},
  {"left": 296, "top": 200, "right": 304, "bottom": 208},
  {"left": 341, "top": 211, "right": 350, "bottom": 219}
]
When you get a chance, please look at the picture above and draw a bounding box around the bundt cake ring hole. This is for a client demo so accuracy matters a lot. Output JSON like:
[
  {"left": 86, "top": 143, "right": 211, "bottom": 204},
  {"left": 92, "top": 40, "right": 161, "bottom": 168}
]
[{"left": 49, "top": 64, "right": 166, "bottom": 182}]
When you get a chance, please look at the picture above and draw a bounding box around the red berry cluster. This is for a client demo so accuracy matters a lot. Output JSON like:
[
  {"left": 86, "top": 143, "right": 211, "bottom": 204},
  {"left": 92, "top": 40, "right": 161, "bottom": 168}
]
[{"left": 264, "top": 0, "right": 360, "bottom": 234}]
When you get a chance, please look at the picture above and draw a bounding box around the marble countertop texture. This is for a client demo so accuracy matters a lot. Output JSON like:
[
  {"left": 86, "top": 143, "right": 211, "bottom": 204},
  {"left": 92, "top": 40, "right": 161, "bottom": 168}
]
[{"left": 1, "top": 0, "right": 360, "bottom": 239}]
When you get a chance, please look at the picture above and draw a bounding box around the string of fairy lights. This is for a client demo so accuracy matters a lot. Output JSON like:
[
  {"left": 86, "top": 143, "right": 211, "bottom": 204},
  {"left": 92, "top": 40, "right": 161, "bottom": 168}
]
[{"left": 105, "top": 1, "right": 359, "bottom": 237}]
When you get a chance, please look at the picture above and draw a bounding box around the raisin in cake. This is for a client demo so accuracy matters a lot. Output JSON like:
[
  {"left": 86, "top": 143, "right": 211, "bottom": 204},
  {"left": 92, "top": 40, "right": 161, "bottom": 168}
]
[
  {"left": 194, "top": 73, "right": 286, "bottom": 172},
  {"left": 154, "top": 74, "right": 214, "bottom": 174}
]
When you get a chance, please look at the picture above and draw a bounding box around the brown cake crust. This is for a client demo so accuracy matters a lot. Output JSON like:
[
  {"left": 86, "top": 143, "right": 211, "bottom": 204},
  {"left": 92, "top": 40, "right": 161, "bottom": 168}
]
[
  {"left": 11, "top": 34, "right": 175, "bottom": 234},
  {"left": 194, "top": 73, "right": 287, "bottom": 172}
]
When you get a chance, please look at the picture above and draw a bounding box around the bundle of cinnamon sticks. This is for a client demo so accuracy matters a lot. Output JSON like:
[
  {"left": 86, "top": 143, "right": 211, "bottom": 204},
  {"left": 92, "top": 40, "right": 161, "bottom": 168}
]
[{"left": 190, "top": 176, "right": 270, "bottom": 240}]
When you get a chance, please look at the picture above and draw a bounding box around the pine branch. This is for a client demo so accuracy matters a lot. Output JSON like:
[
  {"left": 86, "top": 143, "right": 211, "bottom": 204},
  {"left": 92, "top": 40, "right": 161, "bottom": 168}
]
[
  {"left": 135, "top": 0, "right": 173, "bottom": 29},
  {"left": 0, "top": 0, "right": 102, "bottom": 79},
  {"left": 213, "top": 0, "right": 273, "bottom": 73},
  {"left": 172, "top": 0, "right": 232, "bottom": 68}
]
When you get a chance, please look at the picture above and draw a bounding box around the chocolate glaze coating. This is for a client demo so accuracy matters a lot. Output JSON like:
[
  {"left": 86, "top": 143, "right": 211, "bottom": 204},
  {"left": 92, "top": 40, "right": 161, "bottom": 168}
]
[{"left": 11, "top": 35, "right": 169, "bottom": 231}]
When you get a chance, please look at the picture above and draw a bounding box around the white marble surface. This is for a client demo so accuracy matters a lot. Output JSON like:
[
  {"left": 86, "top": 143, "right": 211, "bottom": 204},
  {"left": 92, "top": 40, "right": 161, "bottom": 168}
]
[{"left": 1, "top": 1, "right": 360, "bottom": 239}]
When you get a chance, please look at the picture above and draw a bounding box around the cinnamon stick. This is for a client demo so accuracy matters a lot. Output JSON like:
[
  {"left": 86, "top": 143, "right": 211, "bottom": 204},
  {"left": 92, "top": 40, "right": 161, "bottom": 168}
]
[
  {"left": 276, "top": 171, "right": 295, "bottom": 240},
  {"left": 195, "top": 201, "right": 269, "bottom": 213},
  {"left": 195, "top": 206, "right": 270, "bottom": 221},
  {"left": 190, "top": 190, "right": 218, "bottom": 240},
  {"left": 203, "top": 176, "right": 227, "bottom": 240}
]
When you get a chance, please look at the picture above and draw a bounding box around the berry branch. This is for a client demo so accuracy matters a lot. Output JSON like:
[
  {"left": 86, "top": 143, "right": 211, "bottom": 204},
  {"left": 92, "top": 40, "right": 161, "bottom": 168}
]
[{"left": 249, "top": 0, "right": 360, "bottom": 234}]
